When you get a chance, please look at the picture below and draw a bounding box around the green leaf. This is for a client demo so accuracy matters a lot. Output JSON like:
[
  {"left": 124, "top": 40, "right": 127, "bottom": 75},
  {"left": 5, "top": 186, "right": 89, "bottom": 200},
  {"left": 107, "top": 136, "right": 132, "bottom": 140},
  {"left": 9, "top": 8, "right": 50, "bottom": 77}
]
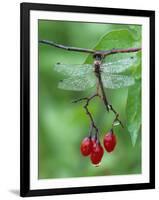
[
  {"left": 85, "top": 29, "right": 141, "bottom": 64},
  {"left": 128, "top": 25, "right": 142, "bottom": 40},
  {"left": 126, "top": 80, "right": 141, "bottom": 146},
  {"left": 95, "top": 29, "right": 139, "bottom": 49}
]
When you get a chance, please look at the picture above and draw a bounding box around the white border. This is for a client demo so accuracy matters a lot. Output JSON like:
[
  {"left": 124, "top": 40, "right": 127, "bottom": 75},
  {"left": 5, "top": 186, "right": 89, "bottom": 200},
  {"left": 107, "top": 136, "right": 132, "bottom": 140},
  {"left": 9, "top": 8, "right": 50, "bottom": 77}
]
[{"left": 30, "top": 10, "right": 150, "bottom": 190}]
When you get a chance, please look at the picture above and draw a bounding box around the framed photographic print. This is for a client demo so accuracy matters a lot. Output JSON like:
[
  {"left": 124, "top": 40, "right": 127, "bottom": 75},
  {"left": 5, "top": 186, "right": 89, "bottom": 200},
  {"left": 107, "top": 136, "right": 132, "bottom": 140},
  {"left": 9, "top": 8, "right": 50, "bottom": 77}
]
[{"left": 20, "top": 2, "right": 155, "bottom": 197}]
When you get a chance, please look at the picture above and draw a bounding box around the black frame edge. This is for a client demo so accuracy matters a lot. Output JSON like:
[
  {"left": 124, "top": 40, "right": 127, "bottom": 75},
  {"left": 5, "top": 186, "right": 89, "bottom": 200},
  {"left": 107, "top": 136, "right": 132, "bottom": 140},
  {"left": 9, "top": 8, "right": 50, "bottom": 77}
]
[
  {"left": 24, "top": 183, "right": 154, "bottom": 197},
  {"left": 20, "top": 3, "right": 30, "bottom": 197},
  {"left": 21, "top": 2, "right": 155, "bottom": 16},
  {"left": 149, "top": 11, "right": 155, "bottom": 188}
]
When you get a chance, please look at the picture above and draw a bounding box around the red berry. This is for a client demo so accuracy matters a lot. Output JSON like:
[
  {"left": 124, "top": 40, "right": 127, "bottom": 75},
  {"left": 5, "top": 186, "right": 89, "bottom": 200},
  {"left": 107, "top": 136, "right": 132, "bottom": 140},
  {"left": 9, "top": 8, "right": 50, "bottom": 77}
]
[
  {"left": 103, "top": 130, "right": 116, "bottom": 153},
  {"left": 90, "top": 142, "right": 104, "bottom": 165},
  {"left": 80, "top": 137, "right": 93, "bottom": 156}
]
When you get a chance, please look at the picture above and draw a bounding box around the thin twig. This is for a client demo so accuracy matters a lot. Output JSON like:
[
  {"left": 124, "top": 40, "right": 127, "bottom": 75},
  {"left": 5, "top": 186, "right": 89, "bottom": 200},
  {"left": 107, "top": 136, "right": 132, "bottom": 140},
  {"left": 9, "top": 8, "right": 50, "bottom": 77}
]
[
  {"left": 72, "top": 97, "right": 88, "bottom": 103},
  {"left": 39, "top": 40, "right": 95, "bottom": 54},
  {"left": 88, "top": 123, "right": 94, "bottom": 138},
  {"left": 72, "top": 94, "right": 99, "bottom": 137},
  {"left": 108, "top": 104, "right": 124, "bottom": 128},
  {"left": 102, "top": 47, "right": 141, "bottom": 56},
  {"left": 39, "top": 39, "right": 141, "bottom": 56}
]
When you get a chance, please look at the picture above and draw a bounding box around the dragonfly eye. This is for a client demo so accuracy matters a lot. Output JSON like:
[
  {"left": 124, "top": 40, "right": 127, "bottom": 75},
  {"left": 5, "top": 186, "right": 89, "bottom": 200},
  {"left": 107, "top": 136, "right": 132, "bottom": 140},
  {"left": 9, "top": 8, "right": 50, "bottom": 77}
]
[{"left": 93, "top": 52, "right": 104, "bottom": 60}]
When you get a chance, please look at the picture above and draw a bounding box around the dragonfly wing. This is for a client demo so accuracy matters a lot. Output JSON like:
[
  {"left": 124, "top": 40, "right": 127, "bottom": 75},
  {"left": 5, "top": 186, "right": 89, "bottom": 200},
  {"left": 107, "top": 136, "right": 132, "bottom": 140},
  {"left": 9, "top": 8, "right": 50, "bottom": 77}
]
[
  {"left": 54, "top": 63, "right": 93, "bottom": 76},
  {"left": 58, "top": 74, "right": 96, "bottom": 91},
  {"left": 101, "top": 73, "right": 135, "bottom": 89},
  {"left": 101, "top": 55, "right": 138, "bottom": 73}
]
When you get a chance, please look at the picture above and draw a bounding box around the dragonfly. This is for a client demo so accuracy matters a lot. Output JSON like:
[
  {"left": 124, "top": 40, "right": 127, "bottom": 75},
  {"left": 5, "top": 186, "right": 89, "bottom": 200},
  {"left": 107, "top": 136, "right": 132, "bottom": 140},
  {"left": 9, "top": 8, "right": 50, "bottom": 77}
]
[
  {"left": 55, "top": 54, "right": 137, "bottom": 90},
  {"left": 54, "top": 52, "right": 137, "bottom": 110}
]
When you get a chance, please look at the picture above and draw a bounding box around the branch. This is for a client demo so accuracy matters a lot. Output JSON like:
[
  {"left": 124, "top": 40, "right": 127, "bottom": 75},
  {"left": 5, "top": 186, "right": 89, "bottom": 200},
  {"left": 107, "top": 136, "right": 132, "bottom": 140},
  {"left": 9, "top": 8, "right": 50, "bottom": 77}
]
[
  {"left": 39, "top": 40, "right": 141, "bottom": 56},
  {"left": 102, "top": 47, "right": 141, "bottom": 56},
  {"left": 39, "top": 40, "right": 95, "bottom": 54}
]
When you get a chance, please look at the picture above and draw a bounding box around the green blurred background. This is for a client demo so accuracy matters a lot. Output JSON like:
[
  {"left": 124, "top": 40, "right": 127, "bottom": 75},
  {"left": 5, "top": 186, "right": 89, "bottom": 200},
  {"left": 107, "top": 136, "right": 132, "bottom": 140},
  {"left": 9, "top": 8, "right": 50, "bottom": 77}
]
[{"left": 38, "top": 20, "right": 141, "bottom": 179}]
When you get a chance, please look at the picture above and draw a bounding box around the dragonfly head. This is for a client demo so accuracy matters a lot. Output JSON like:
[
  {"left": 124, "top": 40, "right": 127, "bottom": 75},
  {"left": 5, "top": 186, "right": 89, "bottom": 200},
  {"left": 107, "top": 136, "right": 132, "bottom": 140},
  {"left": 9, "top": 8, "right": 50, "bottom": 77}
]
[
  {"left": 93, "top": 52, "right": 104, "bottom": 73},
  {"left": 93, "top": 52, "right": 104, "bottom": 60}
]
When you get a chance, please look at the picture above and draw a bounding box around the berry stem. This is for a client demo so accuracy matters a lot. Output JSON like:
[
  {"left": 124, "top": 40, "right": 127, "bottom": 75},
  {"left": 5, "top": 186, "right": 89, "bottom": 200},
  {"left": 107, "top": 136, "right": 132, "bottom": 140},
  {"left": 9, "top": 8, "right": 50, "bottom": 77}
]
[
  {"left": 72, "top": 94, "right": 99, "bottom": 138},
  {"left": 88, "top": 124, "right": 94, "bottom": 138},
  {"left": 108, "top": 104, "right": 124, "bottom": 128}
]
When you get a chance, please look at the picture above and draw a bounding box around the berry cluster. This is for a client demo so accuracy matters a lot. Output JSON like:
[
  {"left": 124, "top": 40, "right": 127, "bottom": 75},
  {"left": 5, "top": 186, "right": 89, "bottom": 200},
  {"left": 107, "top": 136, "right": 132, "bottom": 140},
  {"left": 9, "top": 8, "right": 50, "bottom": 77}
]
[{"left": 80, "top": 129, "right": 116, "bottom": 166}]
